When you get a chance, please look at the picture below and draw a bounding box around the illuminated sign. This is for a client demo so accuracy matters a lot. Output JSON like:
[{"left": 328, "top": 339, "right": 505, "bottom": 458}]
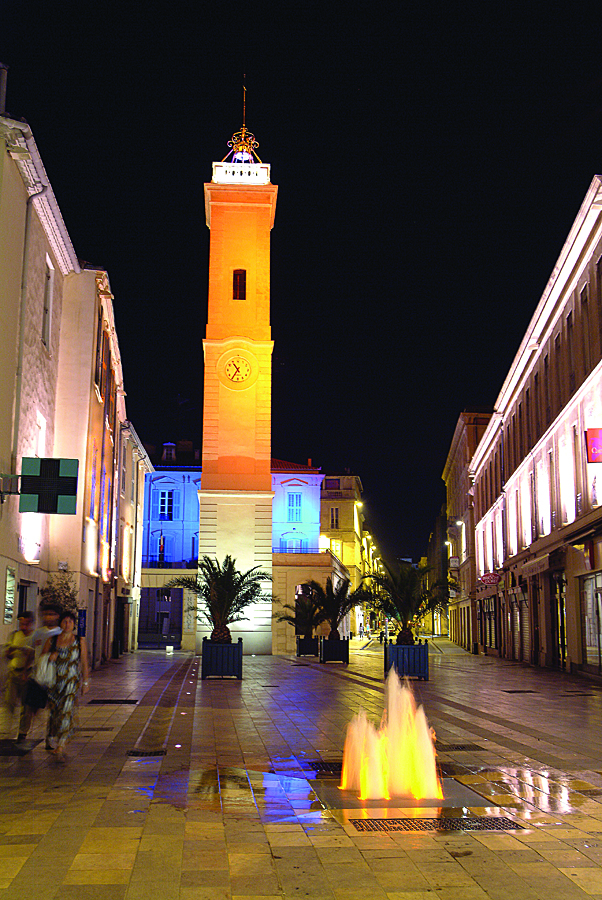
[
  {"left": 585, "top": 429, "right": 602, "bottom": 463},
  {"left": 19, "top": 458, "right": 78, "bottom": 514},
  {"left": 480, "top": 572, "right": 501, "bottom": 585}
]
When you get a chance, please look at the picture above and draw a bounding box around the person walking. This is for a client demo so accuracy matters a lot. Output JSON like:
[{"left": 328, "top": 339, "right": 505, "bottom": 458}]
[
  {"left": 3, "top": 612, "right": 35, "bottom": 742},
  {"left": 28, "top": 604, "right": 62, "bottom": 749},
  {"left": 42, "top": 611, "right": 89, "bottom": 761}
]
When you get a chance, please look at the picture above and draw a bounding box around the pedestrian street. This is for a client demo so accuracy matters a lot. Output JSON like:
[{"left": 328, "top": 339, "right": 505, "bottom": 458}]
[{"left": 2, "top": 639, "right": 602, "bottom": 899}]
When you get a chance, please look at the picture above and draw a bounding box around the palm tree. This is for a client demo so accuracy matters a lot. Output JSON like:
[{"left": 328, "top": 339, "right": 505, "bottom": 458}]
[
  {"left": 364, "top": 562, "right": 448, "bottom": 644},
  {"left": 306, "top": 576, "right": 357, "bottom": 640},
  {"left": 274, "top": 589, "right": 326, "bottom": 640},
  {"left": 166, "top": 555, "right": 271, "bottom": 643}
]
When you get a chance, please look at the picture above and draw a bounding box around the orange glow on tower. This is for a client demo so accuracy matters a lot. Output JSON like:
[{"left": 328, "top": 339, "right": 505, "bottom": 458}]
[{"left": 198, "top": 123, "right": 277, "bottom": 654}]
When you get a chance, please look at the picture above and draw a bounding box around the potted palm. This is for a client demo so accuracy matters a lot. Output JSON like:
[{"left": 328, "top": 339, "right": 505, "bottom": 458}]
[
  {"left": 167, "top": 555, "right": 271, "bottom": 678},
  {"left": 274, "top": 589, "right": 325, "bottom": 656},
  {"left": 364, "top": 562, "right": 449, "bottom": 679},
  {"left": 301, "top": 577, "right": 357, "bottom": 664}
]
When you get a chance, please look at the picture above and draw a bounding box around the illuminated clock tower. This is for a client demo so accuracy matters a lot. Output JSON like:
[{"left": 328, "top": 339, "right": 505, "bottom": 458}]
[{"left": 199, "top": 123, "right": 277, "bottom": 654}]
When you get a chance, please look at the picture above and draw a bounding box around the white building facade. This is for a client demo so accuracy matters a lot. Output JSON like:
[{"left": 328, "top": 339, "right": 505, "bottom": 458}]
[{"left": 471, "top": 176, "right": 602, "bottom": 673}]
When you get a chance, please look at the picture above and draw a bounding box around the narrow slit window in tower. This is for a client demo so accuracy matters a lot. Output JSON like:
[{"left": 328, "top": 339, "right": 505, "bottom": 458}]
[{"left": 233, "top": 269, "right": 246, "bottom": 300}]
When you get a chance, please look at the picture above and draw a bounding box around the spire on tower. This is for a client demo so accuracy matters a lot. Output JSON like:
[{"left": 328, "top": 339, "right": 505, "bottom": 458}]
[{"left": 222, "top": 75, "right": 262, "bottom": 163}]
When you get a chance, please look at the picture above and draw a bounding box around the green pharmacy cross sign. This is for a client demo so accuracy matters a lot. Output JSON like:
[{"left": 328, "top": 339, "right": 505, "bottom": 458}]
[{"left": 19, "top": 458, "right": 78, "bottom": 515}]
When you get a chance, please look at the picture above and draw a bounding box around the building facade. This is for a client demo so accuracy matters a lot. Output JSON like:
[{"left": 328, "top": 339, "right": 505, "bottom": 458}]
[
  {"left": 0, "top": 114, "right": 148, "bottom": 662},
  {"left": 443, "top": 410, "right": 492, "bottom": 651},
  {"left": 140, "top": 452, "right": 354, "bottom": 654},
  {"left": 140, "top": 443, "right": 201, "bottom": 652},
  {"left": 470, "top": 175, "right": 602, "bottom": 673}
]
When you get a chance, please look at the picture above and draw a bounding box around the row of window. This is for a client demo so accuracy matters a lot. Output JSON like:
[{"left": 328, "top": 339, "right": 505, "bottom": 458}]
[
  {"left": 477, "top": 429, "right": 599, "bottom": 572},
  {"left": 93, "top": 309, "right": 117, "bottom": 429},
  {"left": 149, "top": 488, "right": 343, "bottom": 529},
  {"left": 476, "top": 255, "right": 602, "bottom": 518}
]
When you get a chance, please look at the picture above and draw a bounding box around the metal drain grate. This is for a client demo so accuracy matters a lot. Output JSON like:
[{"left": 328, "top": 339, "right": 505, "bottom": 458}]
[
  {"left": 300, "top": 759, "right": 342, "bottom": 776},
  {"left": 74, "top": 726, "right": 115, "bottom": 732},
  {"left": 436, "top": 744, "right": 483, "bottom": 752},
  {"left": 350, "top": 816, "right": 524, "bottom": 833},
  {"left": 502, "top": 690, "right": 537, "bottom": 694},
  {"left": 88, "top": 699, "right": 138, "bottom": 705},
  {"left": 126, "top": 749, "right": 167, "bottom": 757},
  {"left": 561, "top": 692, "right": 594, "bottom": 697}
]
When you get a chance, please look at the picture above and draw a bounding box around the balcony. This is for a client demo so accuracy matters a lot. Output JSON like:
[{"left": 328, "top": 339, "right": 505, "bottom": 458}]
[
  {"left": 142, "top": 557, "right": 198, "bottom": 569},
  {"left": 272, "top": 545, "right": 324, "bottom": 554}
]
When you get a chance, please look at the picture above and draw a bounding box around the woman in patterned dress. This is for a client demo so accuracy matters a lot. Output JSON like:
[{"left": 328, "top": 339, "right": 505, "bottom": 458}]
[{"left": 42, "top": 612, "right": 89, "bottom": 761}]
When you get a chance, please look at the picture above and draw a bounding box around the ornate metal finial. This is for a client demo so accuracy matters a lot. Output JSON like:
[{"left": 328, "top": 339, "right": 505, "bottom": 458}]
[{"left": 222, "top": 76, "right": 262, "bottom": 163}]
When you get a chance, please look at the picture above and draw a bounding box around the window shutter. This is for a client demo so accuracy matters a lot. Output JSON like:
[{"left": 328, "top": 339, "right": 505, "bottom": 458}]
[
  {"left": 172, "top": 491, "right": 181, "bottom": 520},
  {"left": 151, "top": 491, "right": 159, "bottom": 519}
]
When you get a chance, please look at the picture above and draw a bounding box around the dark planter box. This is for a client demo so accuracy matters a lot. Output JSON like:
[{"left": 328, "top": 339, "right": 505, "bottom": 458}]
[
  {"left": 319, "top": 637, "right": 349, "bottom": 664},
  {"left": 384, "top": 640, "right": 429, "bottom": 680},
  {"left": 201, "top": 637, "right": 243, "bottom": 679},
  {"left": 296, "top": 636, "right": 319, "bottom": 657}
]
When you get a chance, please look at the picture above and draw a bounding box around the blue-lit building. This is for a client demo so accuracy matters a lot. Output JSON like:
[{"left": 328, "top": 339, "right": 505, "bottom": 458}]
[
  {"left": 139, "top": 447, "right": 349, "bottom": 651},
  {"left": 139, "top": 442, "right": 201, "bottom": 648},
  {"left": 271, "top": 459, "right": 323, "bottom": 553}
]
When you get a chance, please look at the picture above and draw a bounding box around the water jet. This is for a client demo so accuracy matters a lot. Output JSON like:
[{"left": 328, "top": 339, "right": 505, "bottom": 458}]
[{"left": 340, "top": 669, "right": 443, "bottom": 800}]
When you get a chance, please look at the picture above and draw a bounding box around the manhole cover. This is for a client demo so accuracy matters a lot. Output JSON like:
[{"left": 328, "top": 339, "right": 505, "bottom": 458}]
[
  {"left": 350, "top": 816, "right": 523, "bottom": 833},
  {"left": 300, "top": 759, "right": 342, "bottom": 776},
  {"left": 88, "top": 699, "right": 138, "bottom": 705},
  {"left": 436, "top": 744, "right": 483, "bottom": 752}
]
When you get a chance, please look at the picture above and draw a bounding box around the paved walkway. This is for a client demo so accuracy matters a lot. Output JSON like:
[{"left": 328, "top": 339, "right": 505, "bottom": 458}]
[{"left": 2, "top": 639, "right": 602, "bottom": 899}]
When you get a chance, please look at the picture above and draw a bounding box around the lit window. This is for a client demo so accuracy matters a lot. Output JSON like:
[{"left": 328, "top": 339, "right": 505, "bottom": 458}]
[
  {"left": 121, "top": 441, "right": 127, "bottom": 495},
  {"left": 94, "top": 310, "right": 103, "bottom": 387},
  {"left": 233, "top": 269, "right": 246, "bottom": 300},
  {"left": 558, "top": 437, "right": 576, "bottom": 524},
  {"left": 42, "top": 256, "right": 54, "bottom": 348},
  {"left": 152, "top": 489, "right": 181, "bottom": 521},
  {"left": 287, "top": 493, "right": 301, "bottom": 522}
]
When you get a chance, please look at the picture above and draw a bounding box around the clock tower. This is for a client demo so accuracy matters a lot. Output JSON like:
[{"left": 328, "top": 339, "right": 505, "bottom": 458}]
[{"left": 199, "top": 123, "right": 278, "bottom": 654}]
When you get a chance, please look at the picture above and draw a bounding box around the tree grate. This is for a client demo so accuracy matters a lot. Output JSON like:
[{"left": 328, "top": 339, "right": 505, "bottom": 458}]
[
  {"left": 350, "top": 816, "right": 524, "bottom": 833},
  {"left": 300, "top": 759, "right": 342, "bottom": 775},
  {"left": 436, "top": 744, "right": 483, "bottom": 752}
]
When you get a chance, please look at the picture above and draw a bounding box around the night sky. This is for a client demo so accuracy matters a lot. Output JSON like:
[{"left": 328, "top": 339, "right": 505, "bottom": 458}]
[{"left": 3, "top": 3, "right": 602, "bottom": 564}]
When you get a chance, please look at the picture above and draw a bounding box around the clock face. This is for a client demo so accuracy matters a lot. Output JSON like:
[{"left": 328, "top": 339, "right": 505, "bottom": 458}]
[{"left": 224, "top": 356, "right": 252, "bottom": 383}]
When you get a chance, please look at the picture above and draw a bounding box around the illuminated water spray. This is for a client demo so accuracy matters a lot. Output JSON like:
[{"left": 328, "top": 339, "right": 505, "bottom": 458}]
[{"left": 340, "top": 669, "right": 443, "bottom": 800}]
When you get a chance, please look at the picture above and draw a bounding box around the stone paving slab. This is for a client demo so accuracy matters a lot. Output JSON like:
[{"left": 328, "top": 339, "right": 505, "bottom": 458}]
[{"left": 1, "top": 641, "right": 602, "bottom": 898}]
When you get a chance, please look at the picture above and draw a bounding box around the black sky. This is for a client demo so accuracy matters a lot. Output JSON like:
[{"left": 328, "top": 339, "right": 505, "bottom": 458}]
[{"left": 3, "top": 2, "right": 602, "bottom": 564}]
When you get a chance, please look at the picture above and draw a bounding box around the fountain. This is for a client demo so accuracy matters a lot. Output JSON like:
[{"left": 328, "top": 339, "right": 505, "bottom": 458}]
[{"left": 340, "top": 669, "right": 443, "bottom": 800}]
